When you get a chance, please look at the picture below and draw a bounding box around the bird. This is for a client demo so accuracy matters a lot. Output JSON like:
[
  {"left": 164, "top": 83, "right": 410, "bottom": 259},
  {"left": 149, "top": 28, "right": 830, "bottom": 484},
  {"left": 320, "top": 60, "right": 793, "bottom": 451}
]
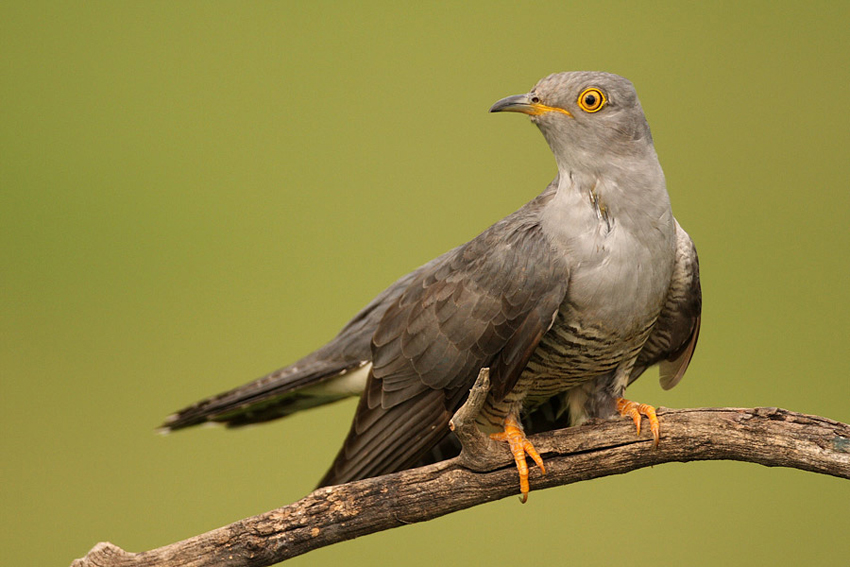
[{"left": 161, "top": 71, "right": 701, "bottom": 502}]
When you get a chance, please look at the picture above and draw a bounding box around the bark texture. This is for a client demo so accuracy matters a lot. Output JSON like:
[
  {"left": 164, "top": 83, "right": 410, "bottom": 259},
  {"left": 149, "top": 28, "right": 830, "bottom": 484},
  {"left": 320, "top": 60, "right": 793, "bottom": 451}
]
[{"left": 72, "top": 406, "right": 850, "bottom": 567}]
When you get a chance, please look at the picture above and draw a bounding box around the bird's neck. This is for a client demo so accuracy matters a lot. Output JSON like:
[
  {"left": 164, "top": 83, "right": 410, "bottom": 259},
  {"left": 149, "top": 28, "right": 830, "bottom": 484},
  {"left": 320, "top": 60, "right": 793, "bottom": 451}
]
[{"left": 550, "top": 158, "right": 672, "bottom": 232}]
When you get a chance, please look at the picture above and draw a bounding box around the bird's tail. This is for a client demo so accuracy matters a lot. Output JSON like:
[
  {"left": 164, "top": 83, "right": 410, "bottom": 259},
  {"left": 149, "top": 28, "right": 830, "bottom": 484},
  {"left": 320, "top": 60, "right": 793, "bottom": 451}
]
[{"left": 159, "top": 359, "right": 371, "bottom": 432}]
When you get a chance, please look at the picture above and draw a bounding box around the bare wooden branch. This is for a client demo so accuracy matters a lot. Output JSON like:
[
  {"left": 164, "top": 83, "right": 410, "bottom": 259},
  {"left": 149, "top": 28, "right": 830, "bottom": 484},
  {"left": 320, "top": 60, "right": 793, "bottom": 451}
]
[
  {"left": 448, "top": 368, "right": 513, "bottom": 471},
  {"left": 72, "top": 406, "right": 850, "bottom": 567}
]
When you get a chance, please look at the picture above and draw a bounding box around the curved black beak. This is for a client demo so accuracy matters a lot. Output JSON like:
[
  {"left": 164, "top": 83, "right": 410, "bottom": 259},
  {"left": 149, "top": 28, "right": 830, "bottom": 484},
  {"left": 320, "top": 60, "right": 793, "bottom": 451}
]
[
  {"left": 489, "top": 94, "right": 536, "bottom": 114},
  {"left": 489, "top": 93, "right": 572, "bottom": 117}
]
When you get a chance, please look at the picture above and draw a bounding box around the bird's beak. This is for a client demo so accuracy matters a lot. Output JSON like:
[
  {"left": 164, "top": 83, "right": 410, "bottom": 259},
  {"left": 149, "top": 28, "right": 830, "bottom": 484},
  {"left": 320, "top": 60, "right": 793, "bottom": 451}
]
[{"left": 489, "top": 93, "right": 572, "bottom": 117}]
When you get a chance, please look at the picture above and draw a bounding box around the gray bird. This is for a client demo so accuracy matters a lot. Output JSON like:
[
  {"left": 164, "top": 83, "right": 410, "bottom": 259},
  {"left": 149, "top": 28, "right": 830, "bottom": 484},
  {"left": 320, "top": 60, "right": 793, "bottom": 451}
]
[{"left": 162, "top": 71, "right": 701, "bottom": 501}]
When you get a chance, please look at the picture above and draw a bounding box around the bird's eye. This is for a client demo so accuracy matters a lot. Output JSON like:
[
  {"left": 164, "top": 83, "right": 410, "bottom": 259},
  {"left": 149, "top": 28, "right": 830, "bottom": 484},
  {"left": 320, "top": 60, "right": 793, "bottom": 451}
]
[
  {"left": 530, "top": 95, "right": 540, "bottom": 103},
  {"left": 577, "top": 87, "right": 606, "bottom": 113}
]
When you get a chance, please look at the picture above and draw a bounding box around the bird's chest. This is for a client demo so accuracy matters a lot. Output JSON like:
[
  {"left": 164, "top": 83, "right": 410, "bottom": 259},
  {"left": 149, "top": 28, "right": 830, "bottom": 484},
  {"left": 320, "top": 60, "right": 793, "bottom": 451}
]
[
  {"left": 519, "top": 180, "right": 676, "bottom": 388},
  {"left": 570, "top": 225, "right": 671, "bottom": 330},
  {"left": 556, "top": 190, "right": 676, "bottom": 332},
  {"left": 503, "top": 219, "right": 673, "bottom": 412},
  {"left": 473, "top": 177, "right": 678, "bottom": 425}
]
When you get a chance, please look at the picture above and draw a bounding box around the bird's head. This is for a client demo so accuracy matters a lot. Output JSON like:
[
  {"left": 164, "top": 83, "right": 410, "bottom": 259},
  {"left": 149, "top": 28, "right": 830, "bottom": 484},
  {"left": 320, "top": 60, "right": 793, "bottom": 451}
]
[{"left": 491, "top": 71, "right": 656, "bottom": 175}]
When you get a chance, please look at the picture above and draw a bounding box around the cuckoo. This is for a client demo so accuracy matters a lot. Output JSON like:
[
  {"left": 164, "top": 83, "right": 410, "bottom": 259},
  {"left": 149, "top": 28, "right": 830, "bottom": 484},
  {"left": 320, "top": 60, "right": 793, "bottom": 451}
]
[{"left": 162, "top": 71, "right": 702, "bottom": 501}]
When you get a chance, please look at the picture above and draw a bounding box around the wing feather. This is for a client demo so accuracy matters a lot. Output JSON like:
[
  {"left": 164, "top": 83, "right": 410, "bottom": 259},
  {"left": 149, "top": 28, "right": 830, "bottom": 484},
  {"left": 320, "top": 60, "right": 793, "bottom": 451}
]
[
  {"left": 320, "top": 193, "right": 569, "bottom": 486},
  {"left": 630, "top": 219, "right": 702, "bottom": 389}
]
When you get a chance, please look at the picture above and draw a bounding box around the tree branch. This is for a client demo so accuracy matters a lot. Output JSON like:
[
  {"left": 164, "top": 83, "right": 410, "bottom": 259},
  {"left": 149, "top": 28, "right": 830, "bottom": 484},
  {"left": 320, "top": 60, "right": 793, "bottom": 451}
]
[{"left": 72, "top": 406, "right": 850, "bottom": 567}]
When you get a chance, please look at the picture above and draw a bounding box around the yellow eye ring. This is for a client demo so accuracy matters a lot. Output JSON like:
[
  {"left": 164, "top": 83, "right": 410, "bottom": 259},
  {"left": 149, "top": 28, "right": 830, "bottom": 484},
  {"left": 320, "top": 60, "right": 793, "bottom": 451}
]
[{"left": 577, "top": 87, "right": 606, "bottom": 113}]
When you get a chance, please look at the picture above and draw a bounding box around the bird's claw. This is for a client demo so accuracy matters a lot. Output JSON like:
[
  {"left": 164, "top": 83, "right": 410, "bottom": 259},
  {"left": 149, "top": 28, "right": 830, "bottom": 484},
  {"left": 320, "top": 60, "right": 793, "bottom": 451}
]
[
  {"left": 616, "top": 397, "right": 660, "bottom": 447},
  {"left": 490, "top": 415, "right": 546, "bottom": 503}
]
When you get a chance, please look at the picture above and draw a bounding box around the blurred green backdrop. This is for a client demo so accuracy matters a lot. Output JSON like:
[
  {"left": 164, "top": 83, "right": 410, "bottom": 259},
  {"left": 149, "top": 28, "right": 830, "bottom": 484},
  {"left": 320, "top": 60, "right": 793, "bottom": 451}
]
[{"left": 2, "top": 2, "right": 848, "bottom": 565}]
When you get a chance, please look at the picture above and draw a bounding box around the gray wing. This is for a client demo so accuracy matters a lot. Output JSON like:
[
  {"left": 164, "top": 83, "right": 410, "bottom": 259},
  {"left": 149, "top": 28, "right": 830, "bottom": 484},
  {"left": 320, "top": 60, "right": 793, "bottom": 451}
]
[
  {"left": 161, "top": 181, "right": 558, "bottom": 433},
  {"left": 160, "top": 252, "right": 453, "bottom": 431},
  {"left": 319, "top": 198, "right": 569, "bottom": 486},
  {"left": 630, "top": 219, "right": 701, "bottom": 389}
]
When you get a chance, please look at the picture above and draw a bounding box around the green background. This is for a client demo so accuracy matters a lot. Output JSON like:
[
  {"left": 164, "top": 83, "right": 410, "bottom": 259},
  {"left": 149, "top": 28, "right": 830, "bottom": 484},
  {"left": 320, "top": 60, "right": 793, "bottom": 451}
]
[{"left": 3, "top": 2, "right": 848, "bottom": 565}]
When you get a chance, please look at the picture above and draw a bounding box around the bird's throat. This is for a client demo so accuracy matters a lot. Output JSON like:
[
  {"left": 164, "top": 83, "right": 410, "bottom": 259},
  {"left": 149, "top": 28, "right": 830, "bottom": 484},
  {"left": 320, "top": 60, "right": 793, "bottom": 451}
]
[{"left": 588, "top": 182, "right": 611, "bottom": 232}]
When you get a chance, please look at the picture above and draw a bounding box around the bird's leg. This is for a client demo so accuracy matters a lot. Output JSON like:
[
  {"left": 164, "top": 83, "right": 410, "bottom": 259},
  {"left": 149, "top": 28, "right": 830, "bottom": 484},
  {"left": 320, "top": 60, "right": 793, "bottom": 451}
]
[
  {"left": 489, "top": 414, "right": 546, "bottom": 503},
  {"left": 616, "top": 397, "right": 660, "bottom": 447}
]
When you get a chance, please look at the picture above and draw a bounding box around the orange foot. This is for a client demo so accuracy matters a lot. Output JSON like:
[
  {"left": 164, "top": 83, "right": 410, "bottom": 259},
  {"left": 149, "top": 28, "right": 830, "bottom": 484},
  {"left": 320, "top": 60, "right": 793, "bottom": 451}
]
[
  {"left": 616, "top": 397, "right": 660, "bottom": 447},
  {"left": 490, "top": 414, "right": 546, "bottom": 503}
]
